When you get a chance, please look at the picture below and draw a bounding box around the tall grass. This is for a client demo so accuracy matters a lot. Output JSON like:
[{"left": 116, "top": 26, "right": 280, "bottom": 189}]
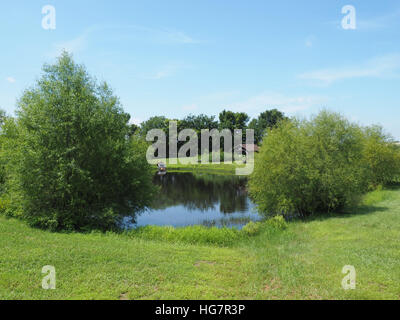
[{"left": 126, "top": 216, "right": 288, "bottom": 246}]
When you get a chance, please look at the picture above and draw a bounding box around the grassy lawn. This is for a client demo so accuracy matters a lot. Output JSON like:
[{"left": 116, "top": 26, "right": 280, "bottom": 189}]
[
  {"left": 1, "top": 188, "right": 399, "bottom": 300},
  {"left": 149, "top": 157, "right": 252, "bottom": 175}
]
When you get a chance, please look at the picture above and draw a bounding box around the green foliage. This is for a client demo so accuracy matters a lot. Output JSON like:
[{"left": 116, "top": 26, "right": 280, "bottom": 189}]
[
  {"left": 139, "top": 116, "right": 169, "bottom": 137},
  {"left": 129, "top": 225, "right": 243, "bottom": 246},
  {"left": 2, "top": 52, "right": 156, "bottom": 231},
  {"left": 178, "top": 114, "right": 218, "bottom": 133},
  {"left": 128, "top": 123, "right": 140, "bottom": 137},
  {"left": 362, "top": 125, "right": 400, "bottom": 187},
  {"left": 0, "top": 109, "right": 6, "bottom": 128},
  {"left": 249, "top": 110, "right": 395, "bottom": 217},
  {"left": 265, "top": 215, "right": 288, "bottom": 230},
  {"left": 242, "top": 221, "right": 262, "bottom": 235},
  {"left": 129, "top": 218, "right": 289, "bottom": 246},
  {"left": 218, "top": 110, "right": 249, "bottom": 132},
  {"left": 361, "top": 185, "right": 395, "bottom": 206},
  {"left": 248, "top": 109, "right": 287, "bottom": 145},
  {"left": 1, "top": 187, "right": 400, "bottom": 299}
]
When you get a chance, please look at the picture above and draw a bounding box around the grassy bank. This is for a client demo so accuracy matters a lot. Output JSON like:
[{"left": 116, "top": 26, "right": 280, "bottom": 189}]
[
  {"left": 167, "top": 162, "right": 241, "bottom": 175},
  {"left": 149, "top": 157, "right": 251, "bottom": 175},
  {"left": 1, "top": 188, "right": 399, "bottom": 300}
]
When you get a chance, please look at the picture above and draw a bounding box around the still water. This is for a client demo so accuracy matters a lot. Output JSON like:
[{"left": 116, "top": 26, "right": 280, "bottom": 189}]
[{"left": 133, "top": 172, "right": 260, "bottom": 229}]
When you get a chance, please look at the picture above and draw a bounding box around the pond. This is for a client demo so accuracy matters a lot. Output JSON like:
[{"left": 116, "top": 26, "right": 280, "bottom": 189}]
[{"left": 128, "top": 172, "right": 260, "bottom": 229}]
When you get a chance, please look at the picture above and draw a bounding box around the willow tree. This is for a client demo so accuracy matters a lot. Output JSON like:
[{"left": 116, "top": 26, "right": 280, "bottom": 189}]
[
  {"left": 249, "top": 110, "right": 400, "bottom": 218},
  {"left": 9, "top": 52, "right": 155, "bottom": 231}
]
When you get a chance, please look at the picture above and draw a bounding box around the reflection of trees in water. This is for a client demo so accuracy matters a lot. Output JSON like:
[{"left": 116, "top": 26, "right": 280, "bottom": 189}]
[
  {"left": 150, "top": 172, "right": 249, "bottom": 214},
  {"left": 201, "top": 216, "right": 252, "bottom": 228}
]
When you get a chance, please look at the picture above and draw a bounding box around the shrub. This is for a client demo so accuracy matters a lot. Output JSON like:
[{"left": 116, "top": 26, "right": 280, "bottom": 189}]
[
  {"left": 249, "top": 111, "right": 376, "bottom": 217},
  {"left": 265, "top": 216, "right": 288, "bottom": 230},
  {"left": 242, "top": 221, "right": 262, "bottom": 235},
  {"left": 3, "top": 52, "right": 156, "bottom": 231},
  {"left": 362, "top": 126, "right": 400, "bottom": 187}
]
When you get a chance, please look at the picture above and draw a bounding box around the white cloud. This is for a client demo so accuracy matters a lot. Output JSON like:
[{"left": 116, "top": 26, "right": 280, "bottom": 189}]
[
  {"left": 121, "top": 25, "right": 198, "bottom": 44},
  {"left": 298, "top": 53, "right": 400, "bottom": 85},
  {"left": 49, "top": 32, "right": 88, "bottom": 58},
  {"left": 182, "top": 104, "right": 198, "bottom": 112},
  {"left": 230, "top": 92, "right": 327, "bottom": 114},
  {"left": 129, "top": 117, "right": 143, "bottom": 126},
  {"left": 203, "top": 91, "right": 240, "bottom": 101},
  {"left": 108, "top": 25, "right": 199, "bottom": 44},
  {"left": 6, "top": 77, "right": 16, "bottom": 83},
  {"left": 150, "top": 66, "right": 176, "bottom": 80},
  {"left": 145, "top": 62, "right": 191, "bottom": 80},
  {"left": 47, "top": 24, "right": 198, "bottom": 58},
  {"left": 305, "top": 35, "right": 315, "bottom": 48},
  {"left": 156, "top": 29, "right": 198, "bottom": 44},
  {"left": 358, "top": 10, "right": 400, "bottom": 30}
]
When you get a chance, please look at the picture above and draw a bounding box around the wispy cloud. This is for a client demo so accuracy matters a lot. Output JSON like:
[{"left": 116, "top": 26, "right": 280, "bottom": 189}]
[
  {"left": 6, "top": 77, "right": 16, "bottom": 83},
  {"left": 145, "top": 62, "right": 190, "bottom": 80},
  {"left": 182, "top": 104, "right": 198, "bottom": 112},
  {"left": 48, "top": 25, "right": 198, "bottom": 58},
  {"left": 49, "top": 32, "right": 89, "bottom": 57},
  {"left": 357, "top": 10, "right": 400, "bottom": 30},
  {"left": 298, "top": 53, "right": 400, "bottom": 85},
  {"left": 129, "top": 117, "right": 143, "bottom": 126},
  {"left": 141, "top": 27, "right": 198, "bottom": 44},
  {"left": 305, "top": 35, "right": 316, "bottom": 48},
  {"left": 102, "top": 25, "right": 199, "bottom": 45},
  {"left": 230, "top": 92, "right": 327, "bottom": 114}
]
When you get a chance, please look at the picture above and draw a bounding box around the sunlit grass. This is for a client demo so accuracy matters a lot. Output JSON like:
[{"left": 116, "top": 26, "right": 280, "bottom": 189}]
[
  {"left": 1, "top": 188, "right": 399, "bottom": 300},
  {"left": 149, "top": 156, "right": 254, "bottom": 175}
]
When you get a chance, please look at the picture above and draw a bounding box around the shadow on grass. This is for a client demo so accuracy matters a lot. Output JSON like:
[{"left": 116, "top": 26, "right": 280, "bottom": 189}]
[
  {"left": 295, "top": 184, "right": 400, "bottom": 223},
  {"left": 291, "top": 202, "right": 392, "bottom": 224},
  {"left": 385, "top": 181, "right": 400, "bottom": 189}
]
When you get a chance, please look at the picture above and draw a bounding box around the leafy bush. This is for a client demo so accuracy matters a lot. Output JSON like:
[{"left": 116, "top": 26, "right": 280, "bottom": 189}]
[
  {"left": 362, "top": 126, "right": 400, "bottom": 187},
  {"left": 361, "top": 185, "right": 395, "bottom": 207},
  {"left": 249, "top": 110, "right": 399, "bottom": 218},
  {"left": 265, "top": 215, "right": 288, "bottom": 230},
  {"left": 2, "top": 52, "right": 156, "bottom": 231},
  {"left": 242, "top": 221, "right": 262, "bottom": 235}
]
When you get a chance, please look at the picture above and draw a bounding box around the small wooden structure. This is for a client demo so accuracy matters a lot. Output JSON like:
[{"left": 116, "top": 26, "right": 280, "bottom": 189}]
[
  {"left": 157, "top": 162, "right": 167, "bottom": 172},
  {"left": 234, "top": 144, "right": 260, "bottom": 155}
]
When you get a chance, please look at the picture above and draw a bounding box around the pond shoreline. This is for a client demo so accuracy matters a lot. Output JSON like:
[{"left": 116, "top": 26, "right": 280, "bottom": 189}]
[{"left": 127, "top": 171, "right": 260, "bottom": 230}]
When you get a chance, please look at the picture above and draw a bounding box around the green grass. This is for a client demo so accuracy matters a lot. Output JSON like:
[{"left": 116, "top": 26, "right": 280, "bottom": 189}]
[
  {"left": 1, "top": 189, "right": 400, "bottom": 300},
  {"left": 150, "top": 157, "right": 250, "bottom": 175},
  {"left": 167, "top": 162, "right": 241, "bottom": 175}
]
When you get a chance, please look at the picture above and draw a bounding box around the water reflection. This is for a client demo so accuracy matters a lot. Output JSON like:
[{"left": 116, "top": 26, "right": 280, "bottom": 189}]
[{"left": 132, "top": 172, "right": 259, "bottom": 229}]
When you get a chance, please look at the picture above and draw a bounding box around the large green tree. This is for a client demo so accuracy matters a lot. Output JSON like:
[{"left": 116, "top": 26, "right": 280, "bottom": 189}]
[
  {"left": 249, "top": 110, "right": 400, "bottom": 218},
  {"left": 218, "top": 110, "right": 249, "bottom": 132},
  {"left": 6, "top": 52, "right": 156, "bottom": 231},
  {"left": 178, "top": 114, "right": 218, "bottom": 133},
  {"left": 248, "top": 109, "right": 287, "bottom": 145},
  {"left": 140, "top": 116, "right": 169, "bottom": 137}
]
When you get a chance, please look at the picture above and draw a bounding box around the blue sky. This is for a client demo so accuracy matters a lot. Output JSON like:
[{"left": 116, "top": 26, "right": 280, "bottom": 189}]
[{"left": 1, "top": 1, "right": 400, "bottom": 138}]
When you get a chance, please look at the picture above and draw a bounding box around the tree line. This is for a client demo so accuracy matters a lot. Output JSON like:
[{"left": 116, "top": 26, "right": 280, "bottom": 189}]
[
  {"left": 135, "top": 108, "right": 287, "bottom": 146},
  {"left": 0, "top": 52, "right": 286, "bottom": 231},
  {"left": 1, "top": 52, "right": 399, "bottom": 232}
]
